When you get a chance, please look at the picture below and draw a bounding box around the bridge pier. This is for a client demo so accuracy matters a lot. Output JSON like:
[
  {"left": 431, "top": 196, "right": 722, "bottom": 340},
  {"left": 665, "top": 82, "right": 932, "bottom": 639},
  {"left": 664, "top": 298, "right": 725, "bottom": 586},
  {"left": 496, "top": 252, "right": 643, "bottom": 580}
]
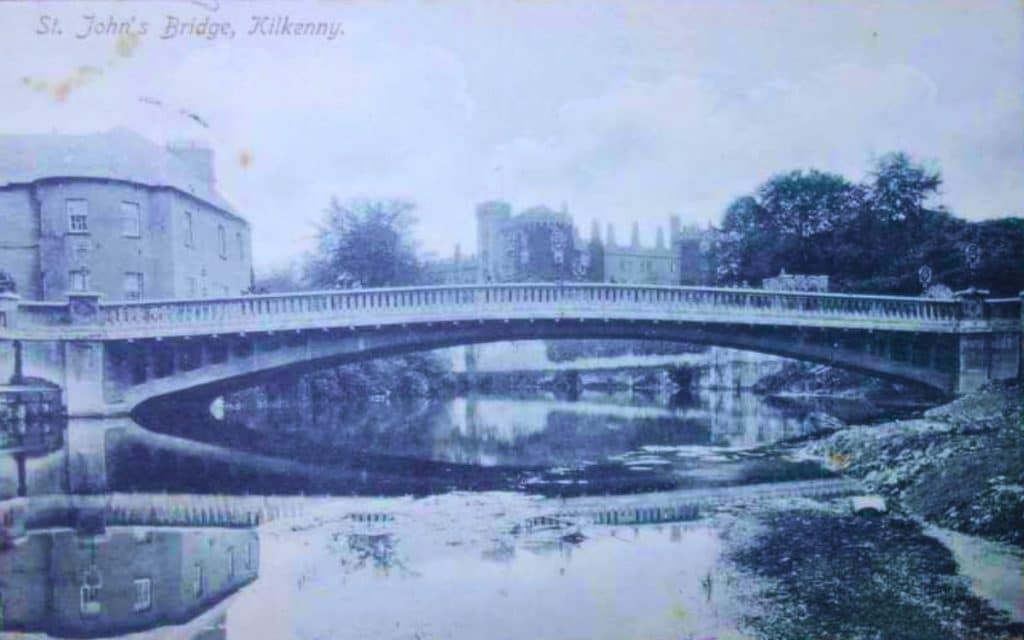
[{"left": 953, "top": 289, "right": 1022, "bottom": 393}]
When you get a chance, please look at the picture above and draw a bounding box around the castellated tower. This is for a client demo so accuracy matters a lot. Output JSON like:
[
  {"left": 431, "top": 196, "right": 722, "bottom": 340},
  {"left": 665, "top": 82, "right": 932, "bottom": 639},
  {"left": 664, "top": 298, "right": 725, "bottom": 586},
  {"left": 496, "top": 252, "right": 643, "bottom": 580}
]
[{"left": 475, "top": 201, "right": 511, "bottom": 282}]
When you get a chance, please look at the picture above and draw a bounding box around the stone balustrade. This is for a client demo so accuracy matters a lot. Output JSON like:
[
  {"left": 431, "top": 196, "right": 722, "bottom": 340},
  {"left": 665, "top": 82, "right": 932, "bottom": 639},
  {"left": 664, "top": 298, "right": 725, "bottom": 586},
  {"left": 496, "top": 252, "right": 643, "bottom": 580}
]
[{"left": 0, "top": 283, "right": 1019, "bottom": 341}]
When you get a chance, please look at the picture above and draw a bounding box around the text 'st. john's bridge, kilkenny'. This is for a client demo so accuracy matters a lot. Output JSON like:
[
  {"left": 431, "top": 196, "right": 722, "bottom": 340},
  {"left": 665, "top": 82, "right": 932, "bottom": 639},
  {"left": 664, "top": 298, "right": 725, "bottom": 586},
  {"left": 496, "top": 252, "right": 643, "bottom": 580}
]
[{"left": 0, "top": 282, "right": 1020, "bottom": 417}]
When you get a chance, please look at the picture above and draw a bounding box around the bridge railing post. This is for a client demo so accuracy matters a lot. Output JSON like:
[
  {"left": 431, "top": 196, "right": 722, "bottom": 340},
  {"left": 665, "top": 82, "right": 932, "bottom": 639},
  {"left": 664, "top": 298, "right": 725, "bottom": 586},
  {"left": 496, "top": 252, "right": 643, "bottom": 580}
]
[
  {"left": 67, "top": 291, "right": 104, "bottom": 326},
  {"left": 954, "top": 287, "right": 990, "bottom": 324}
]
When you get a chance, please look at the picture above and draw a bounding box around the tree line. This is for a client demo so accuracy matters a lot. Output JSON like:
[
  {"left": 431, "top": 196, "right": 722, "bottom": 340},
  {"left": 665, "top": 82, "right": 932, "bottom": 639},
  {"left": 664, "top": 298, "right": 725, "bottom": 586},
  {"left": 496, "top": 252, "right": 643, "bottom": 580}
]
[{"left": 707, "top": 152, "right": 1023, "bottom": 296}]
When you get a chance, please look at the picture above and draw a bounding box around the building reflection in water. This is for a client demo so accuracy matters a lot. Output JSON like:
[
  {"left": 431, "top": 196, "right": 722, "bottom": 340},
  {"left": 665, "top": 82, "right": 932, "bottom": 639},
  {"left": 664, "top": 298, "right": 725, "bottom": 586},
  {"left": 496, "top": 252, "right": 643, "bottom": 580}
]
[{"left": 0, "top": 518, "right": 258, "bottom": 638}]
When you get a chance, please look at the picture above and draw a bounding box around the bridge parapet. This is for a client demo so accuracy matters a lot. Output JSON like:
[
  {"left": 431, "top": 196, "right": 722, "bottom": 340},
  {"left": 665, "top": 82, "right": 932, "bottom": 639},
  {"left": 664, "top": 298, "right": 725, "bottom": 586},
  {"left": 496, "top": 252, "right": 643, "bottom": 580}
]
[{"left": 3, "top": 283, "right": 1004, "bottom": 341}]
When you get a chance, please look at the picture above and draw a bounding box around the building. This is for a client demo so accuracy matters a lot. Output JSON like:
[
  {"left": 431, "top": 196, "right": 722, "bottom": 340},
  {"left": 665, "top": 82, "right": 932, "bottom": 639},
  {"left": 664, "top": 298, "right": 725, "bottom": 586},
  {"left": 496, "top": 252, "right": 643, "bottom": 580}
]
[
  {"left": 0, "top": 526, "right": 258, "bottom": 637},
  {"left": 762, "top": 269, "right": 830, "bottom": 292},
  {"left": 476, "top": 201, "right": 597, "bottom": 282},
  {"left": 676, "top": 223, "right": 716, "bottom": 286},
  {"left": 428, "top": 200, "right": 715, "bottom": 286},
  {"left": 601, "top": 217, "right": 682, "bottom": 285},
  {"left": 0, "top": 129, "right": 252, "bottom": 302}
]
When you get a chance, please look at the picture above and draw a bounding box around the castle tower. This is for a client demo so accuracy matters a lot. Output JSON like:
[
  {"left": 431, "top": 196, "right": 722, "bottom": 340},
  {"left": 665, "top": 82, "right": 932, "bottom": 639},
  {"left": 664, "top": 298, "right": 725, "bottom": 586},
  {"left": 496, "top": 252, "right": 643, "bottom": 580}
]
[{"left": 475, "top": 201, "right": 511, "bottom": 282}]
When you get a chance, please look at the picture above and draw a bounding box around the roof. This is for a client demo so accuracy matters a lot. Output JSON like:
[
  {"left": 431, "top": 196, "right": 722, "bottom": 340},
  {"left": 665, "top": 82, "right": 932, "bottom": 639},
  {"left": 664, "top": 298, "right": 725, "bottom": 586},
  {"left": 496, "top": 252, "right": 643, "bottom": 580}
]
[{"left": 0, "top": 128, "right": 242, "bottom": 219}]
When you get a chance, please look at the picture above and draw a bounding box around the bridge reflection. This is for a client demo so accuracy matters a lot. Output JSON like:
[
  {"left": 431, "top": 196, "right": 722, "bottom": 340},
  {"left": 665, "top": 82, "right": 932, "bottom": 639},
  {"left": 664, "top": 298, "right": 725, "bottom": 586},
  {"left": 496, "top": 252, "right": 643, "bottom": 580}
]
[
  {"left": 0, "top": 387, "right": 886, "bottom": 501},
  {"left": 0, "top": 521, "right": 257, "bottom": 638}
]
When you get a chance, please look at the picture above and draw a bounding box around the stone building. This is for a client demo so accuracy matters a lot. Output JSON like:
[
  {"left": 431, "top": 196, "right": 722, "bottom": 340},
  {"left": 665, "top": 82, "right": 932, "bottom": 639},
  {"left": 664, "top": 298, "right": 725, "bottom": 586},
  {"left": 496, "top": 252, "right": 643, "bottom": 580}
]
[
  {"left": 428, "top": 201, "right": 716, "bottom": 286},
  {"left": 428, "top": 199, "right": 724, "bottom": 284},
  {"left": 675, "top": 223, "right": 716, "bottom": 286},
  {"left": 0, "top": 526, "right": 258, "bottom": 636},
  {"left": 600, "top": 216, "right": 682, "bottom": 285},
  {"left": 0, "top": 129, "right": 252, "bottom": 302},
  {"left": 475, "top": 201, "right": 596, "bottom": 282}
]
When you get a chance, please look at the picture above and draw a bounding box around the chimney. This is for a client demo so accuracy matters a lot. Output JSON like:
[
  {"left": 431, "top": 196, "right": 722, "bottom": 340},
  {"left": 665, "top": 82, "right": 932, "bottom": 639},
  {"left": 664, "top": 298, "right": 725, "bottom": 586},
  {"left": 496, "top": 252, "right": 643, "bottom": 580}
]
[
  {"left": 630, "top": 221, "right": 640, "bottom": 248},
  {"left": 167, "top": 140, "right": 215, "bottom": 186},
  {"left": 606, "top": 223, "right": 617, "bottom": 247}
]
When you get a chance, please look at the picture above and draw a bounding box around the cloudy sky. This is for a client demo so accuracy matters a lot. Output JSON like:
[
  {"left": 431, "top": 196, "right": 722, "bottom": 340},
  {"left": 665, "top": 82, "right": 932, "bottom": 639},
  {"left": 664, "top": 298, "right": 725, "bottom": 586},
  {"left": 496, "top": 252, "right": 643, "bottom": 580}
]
[{"left": 1, "top": 0, "right": 1021, "bottom": 270}]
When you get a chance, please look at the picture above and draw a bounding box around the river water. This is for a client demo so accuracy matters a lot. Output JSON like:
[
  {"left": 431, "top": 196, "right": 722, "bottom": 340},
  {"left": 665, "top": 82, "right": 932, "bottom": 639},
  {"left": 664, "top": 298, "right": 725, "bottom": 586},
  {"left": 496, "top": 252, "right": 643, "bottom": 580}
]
[{"left": 1, "top": 370, "right": 1021, "bottom": 639}]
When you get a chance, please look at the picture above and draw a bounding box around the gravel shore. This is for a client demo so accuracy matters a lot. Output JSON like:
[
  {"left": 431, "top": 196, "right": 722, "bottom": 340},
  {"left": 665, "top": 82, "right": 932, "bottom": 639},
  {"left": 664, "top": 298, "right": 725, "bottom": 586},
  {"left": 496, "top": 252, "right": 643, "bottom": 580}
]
[{"left": 803, "top": 383, "right": 1024, "bottom": 546}]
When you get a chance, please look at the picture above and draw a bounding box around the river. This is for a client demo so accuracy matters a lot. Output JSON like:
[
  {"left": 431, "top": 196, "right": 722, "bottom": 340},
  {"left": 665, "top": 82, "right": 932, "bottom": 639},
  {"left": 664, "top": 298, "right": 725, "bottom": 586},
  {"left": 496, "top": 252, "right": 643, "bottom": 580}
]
[{"left": 1, "top": 367, "right": 1021, "bottom": 639}]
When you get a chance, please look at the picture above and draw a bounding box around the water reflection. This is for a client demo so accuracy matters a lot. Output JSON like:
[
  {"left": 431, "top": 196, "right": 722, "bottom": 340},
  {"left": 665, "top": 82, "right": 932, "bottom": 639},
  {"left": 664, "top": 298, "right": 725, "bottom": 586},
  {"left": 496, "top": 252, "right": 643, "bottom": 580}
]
[
  {"left": 0, "top": 412, "right": 64, "bottom": 498},
  {"left": 131, "top": 388, "right": 859, "bottom": 495},
  {"left": 0, "top": 520, "right": 258, "bottom": 638},
  {"left": 0, "top": 388, "right": 875, "bottom": 500}
]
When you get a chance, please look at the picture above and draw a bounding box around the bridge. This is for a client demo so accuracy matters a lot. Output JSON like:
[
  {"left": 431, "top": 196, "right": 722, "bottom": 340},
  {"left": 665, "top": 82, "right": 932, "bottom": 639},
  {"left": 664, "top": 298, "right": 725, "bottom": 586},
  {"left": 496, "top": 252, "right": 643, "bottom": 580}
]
[{"left": 0, "top": 283, "right": 1020, "bottom": 416}]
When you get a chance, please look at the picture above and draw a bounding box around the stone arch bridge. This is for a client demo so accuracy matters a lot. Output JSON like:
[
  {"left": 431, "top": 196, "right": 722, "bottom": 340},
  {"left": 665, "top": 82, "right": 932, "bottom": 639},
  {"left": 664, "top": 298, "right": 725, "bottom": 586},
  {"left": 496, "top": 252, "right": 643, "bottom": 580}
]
[{"left": 0, "top": 283, "right": 1020, "bottom": 417}]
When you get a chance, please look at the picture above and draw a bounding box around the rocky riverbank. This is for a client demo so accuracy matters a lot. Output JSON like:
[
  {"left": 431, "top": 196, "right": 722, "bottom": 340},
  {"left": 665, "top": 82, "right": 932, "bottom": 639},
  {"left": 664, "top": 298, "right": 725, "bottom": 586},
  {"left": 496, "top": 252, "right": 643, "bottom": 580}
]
[
  {"left": 723, "top": 498, "right": 1024, "bottom": 640},
  {"left": 803, "top": 383, "right": 1024, "bottom": 546}
]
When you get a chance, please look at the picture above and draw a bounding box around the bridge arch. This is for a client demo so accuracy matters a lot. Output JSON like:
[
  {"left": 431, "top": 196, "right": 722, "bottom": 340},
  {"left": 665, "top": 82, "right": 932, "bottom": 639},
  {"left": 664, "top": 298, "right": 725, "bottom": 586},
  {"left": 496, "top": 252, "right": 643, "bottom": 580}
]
[{"left": 121, "top": 318, "right": 956, "bottom": 416}]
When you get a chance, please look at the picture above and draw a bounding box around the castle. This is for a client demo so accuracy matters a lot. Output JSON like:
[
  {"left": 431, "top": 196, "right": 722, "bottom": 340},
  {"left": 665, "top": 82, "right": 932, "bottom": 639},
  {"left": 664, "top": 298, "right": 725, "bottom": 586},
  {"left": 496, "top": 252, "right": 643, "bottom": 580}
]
[{"left": 424, "top": 200, "right": 713, "bottom": 286}]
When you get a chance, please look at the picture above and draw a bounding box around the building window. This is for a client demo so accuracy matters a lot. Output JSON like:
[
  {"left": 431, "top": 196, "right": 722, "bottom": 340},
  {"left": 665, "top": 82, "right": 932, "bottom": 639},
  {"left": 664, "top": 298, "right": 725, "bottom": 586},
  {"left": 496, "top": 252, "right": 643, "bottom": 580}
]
[
  {"left": 133, "top": 578, "right": 152, "bottom": 612},
  {"left": 80, "top": 584, "right": 102, "bottom": 616},
  {"left": 192, "top": 563, "right": 205, "bottom": 599},
  {"left": 218, "top": 225, "right": 227, "bottom": 258},
  {"left": 123, "top": 272, "right": 144, "bottom": 300},
  {"left": 671, "top": 263, "right": 678, "bottom": 273},
  {"left": 121, "top": 201, "right": 141, "bottom": 237},
  {"left": 69, "top": 269, "right": 89, "bottom": 292},
  {"left": 184, "top": 211, "right": 195, "bottom": 247},
  {"left": 236, "top": 232, "right": 245, "bottom": 260},
  {"left": 67, "top": 199, "right": 89, "bottom": 233}
]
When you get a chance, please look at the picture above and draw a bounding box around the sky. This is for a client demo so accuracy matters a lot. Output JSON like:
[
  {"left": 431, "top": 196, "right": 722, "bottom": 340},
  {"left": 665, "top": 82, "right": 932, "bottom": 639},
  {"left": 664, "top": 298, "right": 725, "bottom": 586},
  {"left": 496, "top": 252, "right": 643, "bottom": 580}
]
[{"left": 1, "top": 0, "right": 1021, "bottom": 271}]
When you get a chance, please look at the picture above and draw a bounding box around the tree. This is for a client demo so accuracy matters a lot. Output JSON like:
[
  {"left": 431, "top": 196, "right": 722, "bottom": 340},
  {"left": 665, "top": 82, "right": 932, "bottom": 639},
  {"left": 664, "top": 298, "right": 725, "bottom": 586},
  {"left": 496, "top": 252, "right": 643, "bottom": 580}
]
[
  {"left": 707, "top": 152, "right": 1022, "bottom": 295},
  {"left": 714, "top": 172, "right": 859, "bottom": 284},
  {"left": 305, "top": 199, "right": 423, "bottom": 288},
  {"left": 757, "top": 169, "right": 858, "bottom": 275},
  {"left": 867, "top": 152, "right": 942, "bottom": 229}
]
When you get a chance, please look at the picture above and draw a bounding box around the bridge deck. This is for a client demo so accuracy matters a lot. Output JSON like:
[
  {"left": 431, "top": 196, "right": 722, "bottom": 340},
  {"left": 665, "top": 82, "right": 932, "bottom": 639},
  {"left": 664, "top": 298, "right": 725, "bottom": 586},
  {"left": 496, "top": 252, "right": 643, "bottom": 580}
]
[{"left": 3, "top": 283, "right": 1019, "bottom": 341}]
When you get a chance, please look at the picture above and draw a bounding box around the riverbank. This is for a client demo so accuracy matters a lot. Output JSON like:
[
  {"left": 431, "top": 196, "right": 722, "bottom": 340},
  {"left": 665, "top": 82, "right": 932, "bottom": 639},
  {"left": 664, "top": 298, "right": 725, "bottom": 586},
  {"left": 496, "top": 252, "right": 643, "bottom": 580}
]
[
  {"left": 723, "top": 498, "right": 1024, "bottom": 640},
  {"left": 802, "top": 382, "right": 1024, "bottom": 546}
]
